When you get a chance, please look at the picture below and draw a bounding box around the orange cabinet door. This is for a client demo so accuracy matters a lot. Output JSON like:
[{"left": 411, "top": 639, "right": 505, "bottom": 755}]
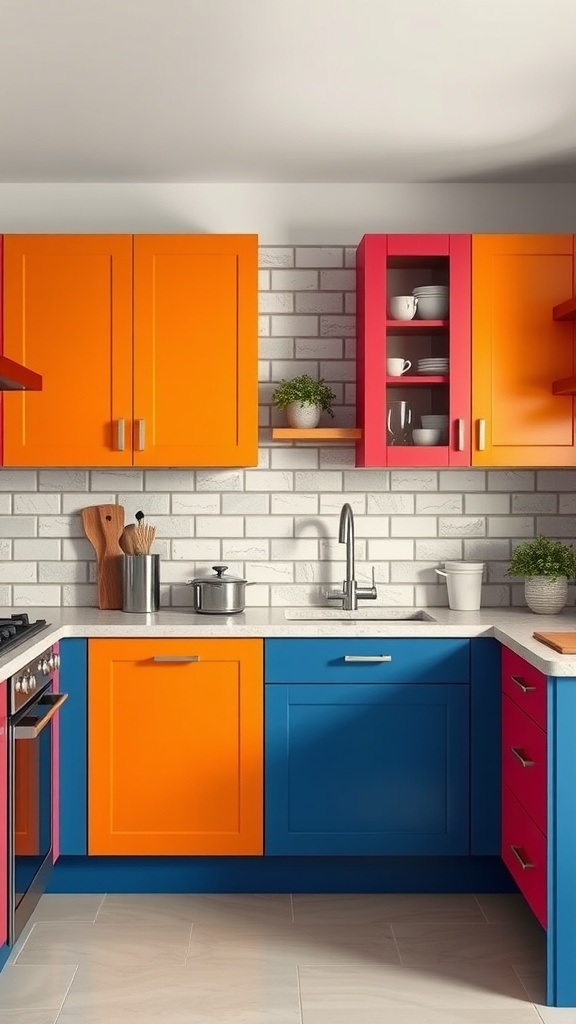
[
  {"left": 88, "top": 638, "right": 263, "bottom": 855},
  {"left": 3, "top": 235, "right": 133, "bottom": 467},
  {"left": 472, "top": 235, "right": 576, "bottom": 466},
  {"left": 133, "top": 235, "right": 258, "bottom": 466}
]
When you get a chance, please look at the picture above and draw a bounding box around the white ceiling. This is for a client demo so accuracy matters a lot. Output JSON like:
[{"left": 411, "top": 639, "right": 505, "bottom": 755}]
[{"left": 2, "top": 0, "right": 576, "bottom": 183}]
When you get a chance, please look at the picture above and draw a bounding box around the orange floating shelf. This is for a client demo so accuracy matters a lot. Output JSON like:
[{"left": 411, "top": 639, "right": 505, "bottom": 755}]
[
  {"left": 552, "top": 297, "right": 576, "bottom": 321},
  {"left": 552, "top": 377, "right": 576, "bottom": 396},
  {"left": 386, "top": 319, "right": 449, "bottom": 334},
  {"left": 386, "top": 375, "right": 449, "bottom": 386},
  {"left": 272, "top": 428, "right": 362, "bottom": 441}
]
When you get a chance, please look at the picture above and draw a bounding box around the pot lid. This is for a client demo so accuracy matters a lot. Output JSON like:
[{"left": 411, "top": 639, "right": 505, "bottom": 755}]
[{"left": 189, "top": 565, "right": 248, "bottom": 586}]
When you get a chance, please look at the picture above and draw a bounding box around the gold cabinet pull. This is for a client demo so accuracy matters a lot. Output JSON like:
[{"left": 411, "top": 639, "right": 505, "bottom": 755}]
[
  {"left": 478, "top": 419, "right": 486, "bottom": 450},
  {"left": 117, "top": 418, "right": 125, "bottom": 452},
  {"left": 138, "top": 419, "right": 146, "bottom": 451},
  {"left": 152, "top": 656, "right": 200, "bottom": 663},
  {"left": 457, "top": 418, "right": 465, "bottom": 452}
]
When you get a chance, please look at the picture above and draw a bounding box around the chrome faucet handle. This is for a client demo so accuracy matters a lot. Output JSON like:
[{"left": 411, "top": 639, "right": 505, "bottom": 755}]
[
  {"left": 356, "top": 566, "right": 377, "bottom": 602},
  {"left": 324, "top": 587, "right": 346, "bottom": 602}
]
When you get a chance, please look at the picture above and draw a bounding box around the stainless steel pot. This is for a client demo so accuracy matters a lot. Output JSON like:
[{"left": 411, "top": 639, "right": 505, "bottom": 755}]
[{"left": 187, "top": 565, "right": 252, "bottom": 614}]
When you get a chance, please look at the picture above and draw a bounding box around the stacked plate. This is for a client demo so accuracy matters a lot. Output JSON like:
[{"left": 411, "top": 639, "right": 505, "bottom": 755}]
[
  {"left": 417, "top": 358, "right": 449, "bottom": 375},
  {"left": 413, "top": 284, "right": 449, "bottom": 319},
  {"left": 421, "top": 414, "right": 448, "bottom": 444}
]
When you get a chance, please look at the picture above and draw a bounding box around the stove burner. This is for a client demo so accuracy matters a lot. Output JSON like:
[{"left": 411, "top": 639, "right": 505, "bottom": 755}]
[{"left": 0, "top": 614, "right": 49, "bottom": 657}]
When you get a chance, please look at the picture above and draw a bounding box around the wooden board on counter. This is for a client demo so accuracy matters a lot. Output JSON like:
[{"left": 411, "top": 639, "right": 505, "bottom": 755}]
[{"left": 533, "top": 631, "right": 576, "bottom": 654}]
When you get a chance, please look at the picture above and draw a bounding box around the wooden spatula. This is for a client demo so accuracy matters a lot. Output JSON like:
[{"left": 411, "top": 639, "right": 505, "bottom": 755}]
[{"left": 81, "top": 504, "right": 125, "bottom": 609}]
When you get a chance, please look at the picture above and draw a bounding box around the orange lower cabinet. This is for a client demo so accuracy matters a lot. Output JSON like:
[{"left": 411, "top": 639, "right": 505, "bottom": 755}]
[
  {"left": 472, "top": 234, "right": 576, "bottom": 466},
  {"left": 88, "top": 639, "right": 263, "bottom": 855}
]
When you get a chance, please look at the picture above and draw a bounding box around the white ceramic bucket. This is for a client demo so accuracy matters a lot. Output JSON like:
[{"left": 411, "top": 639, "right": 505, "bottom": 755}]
[{"left": 435, "top": 562, "right": 485, "bottom": 611}]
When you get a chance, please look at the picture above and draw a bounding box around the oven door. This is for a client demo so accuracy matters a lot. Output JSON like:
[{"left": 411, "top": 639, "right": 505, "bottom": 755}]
[{"left": 8, "top": 683, "right": 67, "bottom": 944}]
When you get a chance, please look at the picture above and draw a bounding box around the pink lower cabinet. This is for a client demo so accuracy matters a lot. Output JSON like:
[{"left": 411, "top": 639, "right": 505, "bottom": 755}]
[
  {"left": 0, "top": 681, "right": 6, "bottom": 949},
  {"left": 502, "top": 784, "right": 547, "bottom": 929}
]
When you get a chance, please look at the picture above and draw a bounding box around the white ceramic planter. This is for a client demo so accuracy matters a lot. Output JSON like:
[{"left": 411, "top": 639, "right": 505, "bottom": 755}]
[
  {"left": 524, "top": 576, "right": 568, "bottom": 615},
  {"left": 286, "top": 402, "right": 322, "bottom": 428}
]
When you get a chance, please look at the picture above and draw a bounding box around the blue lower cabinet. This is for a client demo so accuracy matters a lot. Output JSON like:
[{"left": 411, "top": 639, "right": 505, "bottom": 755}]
[
  {"left": 58, "top": 639, "right": 88, "bottom": 855},
  {"left": 265, "top": 682, "right": 470, "bottom": 855}
]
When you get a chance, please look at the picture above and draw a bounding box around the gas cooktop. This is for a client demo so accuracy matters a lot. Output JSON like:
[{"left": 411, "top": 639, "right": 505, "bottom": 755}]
[{"left": 0, "top": 614, "right": 49, "bottom": 657}]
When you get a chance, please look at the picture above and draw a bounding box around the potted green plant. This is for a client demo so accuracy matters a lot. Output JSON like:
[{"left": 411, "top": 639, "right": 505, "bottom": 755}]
[
  {"left": 506, "top": 535, "right": 576, "bottom": 614},
  {"left": 272, "top": 374, "right": 336, "bottom": 428}
]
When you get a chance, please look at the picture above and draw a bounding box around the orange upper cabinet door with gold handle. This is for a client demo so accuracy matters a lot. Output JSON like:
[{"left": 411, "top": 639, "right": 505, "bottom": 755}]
[
  {"left": 88, "top": 638, "right": 263, "bottom": 856},
  {"left": 133, "top": 234, "right": 258, "bottom": 467},
  {"left": 472, "top": 235, "right": 576, "bottom": 466},
  {"left": 3, "top": 235, "right": 133, "bottom": 467}
]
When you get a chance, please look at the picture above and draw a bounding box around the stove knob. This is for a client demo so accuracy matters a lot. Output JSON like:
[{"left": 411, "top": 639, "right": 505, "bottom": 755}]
[
  {"left": 21, "top": 676, "right": 29, "bottom": 693},
  {"left": 40, "top": 659, "right": 50, "bottom": 676},
  {"left": 47, "top": 654, "right": 55, "bottom": 671},
  {"left": 14, "top": 677, "right": 22, "bottom": 692},
  {"left": 27, "top": 672, "right": 37, "bottom": 692},
  {"left": 54, "top": 653, "right": 60, "bottom": 669}
]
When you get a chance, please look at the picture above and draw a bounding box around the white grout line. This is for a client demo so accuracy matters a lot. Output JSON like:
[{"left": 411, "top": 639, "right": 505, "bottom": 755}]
[
  {"left": 295, "top": 964, "right": 304, "bottom": 1024},
  {"left": 184, "top": 922, "right": 195, "bottom": 963},
  {"left": 472, "top": 893, "right": 490, "bottom": 922},
  {"left": 389, "top": 922, "right": 404, "bottom": 967},
  {"left": 92, "top": 893, "right": 107, "bottom": 922},
  {"left": 289, "top": 893, "right": 295, "bottom": 924},
  {"left": 53, "top": 963, "right": 79, "bottom": 1022}
]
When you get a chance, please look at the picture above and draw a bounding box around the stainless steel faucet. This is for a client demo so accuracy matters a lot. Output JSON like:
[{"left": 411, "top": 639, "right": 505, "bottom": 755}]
[{"left": 325, "top": 502, "right": 378, "bottom": 611}]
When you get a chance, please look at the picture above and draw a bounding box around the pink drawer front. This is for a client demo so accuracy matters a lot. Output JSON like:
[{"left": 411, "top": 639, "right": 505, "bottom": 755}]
[
  {"left": 502, "top": 647, "right": 547, "bottom": 732},
  {"left": 502, "top": 693, "right": 547, "bottom": 836},
  {"left": 502, "top": 784, "right": 547, "bottom": 929}
]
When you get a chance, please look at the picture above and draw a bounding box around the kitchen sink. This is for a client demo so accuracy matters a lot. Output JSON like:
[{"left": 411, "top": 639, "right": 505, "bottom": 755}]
[{"left": 284, "top": 608, "right": 437, "bottom": 622}]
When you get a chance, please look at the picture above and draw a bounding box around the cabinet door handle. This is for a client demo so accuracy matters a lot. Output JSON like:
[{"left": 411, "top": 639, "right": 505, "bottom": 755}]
[
  {"left": 478, "top": 418, "right": 486, "bottom": 451},
  {"left": 457, "top": 418, "right": 465, "bottom": 451},
  {"left": 511, "top": 674, "right": 536, "bottom": 693},
  {"left": 152, "top": 656, "right": 200, "bottom": 663},
  {"left": 138, "top": 419, "right": 146, "bottom": 451},
  {"left": 343, "top": 655, "right": 392, "bottom": 663},
  {"left": 510, "top": 746, "right": 536, "bottom": 768},
  {"left": 117, "top": 418, "right": 125, "bottom": 452},
  {"left": 511, "top": 845, "right": 535, "bottom": 870}
]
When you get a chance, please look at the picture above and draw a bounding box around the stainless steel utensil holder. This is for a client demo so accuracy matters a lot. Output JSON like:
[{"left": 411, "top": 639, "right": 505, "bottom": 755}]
[{"left": 122, "top": 554, "right": 160, "bottom": 613}]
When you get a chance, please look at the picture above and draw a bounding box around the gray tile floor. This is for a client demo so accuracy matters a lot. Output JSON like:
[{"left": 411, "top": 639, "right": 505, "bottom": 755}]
[{"left": 0, "top": 892, "right": 563, "bottom": 1022}]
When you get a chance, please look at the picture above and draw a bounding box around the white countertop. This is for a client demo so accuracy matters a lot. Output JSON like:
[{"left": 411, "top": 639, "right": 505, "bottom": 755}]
[{"left": 0, "top": 605, "right": 576, "bottom": 680}]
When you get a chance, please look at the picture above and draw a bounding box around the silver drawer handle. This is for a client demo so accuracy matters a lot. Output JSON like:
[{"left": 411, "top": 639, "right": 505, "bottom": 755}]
[
  {"left": 511, "top": 674, "right": 536, "bottom": 694},
  {"left": 152, "top": 656, "right": 200, "bottom": 663},
  {"left": 344, "top": 655, "right": 392, "bottom": 663},
  {"left": 511, "top": 845, "right": 535, "bottom": 870},
  {"left": 510, "top": 746, "right": 535, "bottom": 768}
]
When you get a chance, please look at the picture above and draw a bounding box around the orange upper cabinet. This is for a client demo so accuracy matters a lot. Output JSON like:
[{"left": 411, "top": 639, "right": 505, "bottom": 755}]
[
  {"left": 472, "top": 235, "right": 576, "bottom": 466},
  {"left": 88, "top": 638, "right": 263, "bottom": 855},
  {"left": 3, "top": 235, "right": 133, "bottom": 467},
  {"left": 2, "top": 234, "right": 258, "bottom": 467}
]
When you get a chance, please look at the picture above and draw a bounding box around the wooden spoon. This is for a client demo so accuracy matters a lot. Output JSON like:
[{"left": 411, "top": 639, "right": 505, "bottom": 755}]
[
  {"left": 119, "top": 524, "right": 137, "bottom": 555},
  {"left": 81, "top": 504, "right": 125, "bottom": 609}
]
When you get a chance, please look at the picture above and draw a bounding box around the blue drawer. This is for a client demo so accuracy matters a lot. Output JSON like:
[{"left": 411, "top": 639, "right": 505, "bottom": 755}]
[{"left": 265, "top": 638, "right": 470, "bottom": 684}]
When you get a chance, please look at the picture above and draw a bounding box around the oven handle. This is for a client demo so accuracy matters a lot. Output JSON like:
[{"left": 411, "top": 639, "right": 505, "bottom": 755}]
[{"left": 13, "top": 693, "right": 68, "bottom": 739}]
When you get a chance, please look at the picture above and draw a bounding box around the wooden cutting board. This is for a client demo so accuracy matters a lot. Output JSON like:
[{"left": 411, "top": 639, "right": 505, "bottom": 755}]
[
  {"left": 81, "top": 504, "right": 125, "bottom": 610},
  {"left": 533, "top": 631, "right": 576, "bottom": 654}
]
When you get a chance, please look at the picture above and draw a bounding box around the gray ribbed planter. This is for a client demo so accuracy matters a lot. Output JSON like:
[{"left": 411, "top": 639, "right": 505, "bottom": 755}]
[{"left": 524, "top": 576, "right": 568, "bottom": 615}]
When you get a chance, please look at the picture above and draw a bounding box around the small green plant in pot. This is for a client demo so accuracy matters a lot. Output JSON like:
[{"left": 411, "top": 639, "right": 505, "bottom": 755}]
[
  {"left": 272, "top": 374, "right": 336, "bottom": 429},
  {"left": 506, "top": 535, "right": 576, "bottom": 614}
]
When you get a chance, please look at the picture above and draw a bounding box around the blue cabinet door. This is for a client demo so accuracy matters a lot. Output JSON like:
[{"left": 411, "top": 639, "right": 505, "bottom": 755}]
[
  {"left": 265, "top": 682, "right": 470, "bottom": 855},
  {"left": 58, "top": 639, "right": 87, "bottom": 855}
]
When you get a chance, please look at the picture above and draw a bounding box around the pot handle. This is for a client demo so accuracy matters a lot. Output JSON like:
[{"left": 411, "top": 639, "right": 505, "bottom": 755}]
[
  {"left": 193, "top": 581, "right": 202, "bottom": 609},
  {"left": 435, "top": 569, "right": 447, "bottom": 577}
]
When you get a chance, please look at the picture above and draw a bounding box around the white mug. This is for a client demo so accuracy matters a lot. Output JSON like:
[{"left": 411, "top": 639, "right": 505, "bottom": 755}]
[
  {"left": 387, "top": 358, "right": 412, "bottom": 377},
  {"left": 389, "top": 295, "right": 418, "bottom": 320}
]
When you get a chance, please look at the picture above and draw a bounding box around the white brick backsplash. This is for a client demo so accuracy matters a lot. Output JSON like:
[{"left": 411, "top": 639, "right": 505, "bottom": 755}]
[
  {"left": 416, "top": 494, "right": 462, "bottom": 515},
  {"left": 246, "top": 471, "right": 293, "bottom": 492},
  {"left": 0, "top": 246, "right": 575, "bottom": 609},
  {"left": 367, "top": 494, "right": 414, "bottom": 514},
  {"left": 368, "top": 539, "right": 414, "bottom": 560},
  {"left": 14, "top": 585, "right": 61, "bottom": 606},
  {"left": 465, "top": 494, "right": 510, "bottom": 515},
  {"left": 439, "top": 517, "right": 485, "bottom": 537},
  {"left": 391, "top": 471, "right": 437, "bottom": 492},
  {"left": 39, "top": 470, "right": 88, "bottom": 491},
  {"left": 296, "top": 292, "right": 343, "bottom": 314},
  {"left": 91, "top": 470, "right": 143, "bottom": 491},
  {"left": 259, "top": 247, "right": 294, "bottom": 268},
  {"left": 415, "top": 540, "right": 463, "bottom": 561},
  {"left": 392, "top": 516, "right": 437, "bottom": 538},
  {"left": 172, "top": 539, "right": 221, "bottom": 560},
  {"left": 14, "top": 539, "right": 60, "bottom": 560},
  {"left": 62, "top": 493, "right": 116, "bottom": 514},
  {"left": 320, "top": 316, "right": 356, "bottom": 337},
  {"left": 271, "top": 494, "right": 318, "bottom": 515},
  {"left": 270, "top": 448, "right": 318, "bottom": 470},
  {"left": 320, "top": 270, "right": 356, "bottom": 291},
  {"left": 488, "top": 470, "right": 535, "bottom": 492},
  {"left": 0, "top": 517, "right": 37, "bottom": 537},
  {"left": 271, "top": 538, "right": 319, "bottom": 560},
  {"left": 196, "top": 470, "right": 244, "bottom": 491},
  {"left": 13, "top": 493, "right": 60, "bottom": 514},
  {"left": 196, "top": 516, "right": 244, "bottom": 537},
  {"left": 295, "top": 472, "right": 342, "bottom": 492},
  {"left": 172, "top": 493, "right": 220, "bottom": 515},
  {"left": 222, "top": 493, "right": 269, "bottom": 515},
  {"left": 259, "top": 292, "right": 294, "bottom": 313},
  {"left": 488, "top": 517, "right": 534, "bottom": 538},
  {"left": 296, "top": 247, "right": 343, "bottom": 268}
]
